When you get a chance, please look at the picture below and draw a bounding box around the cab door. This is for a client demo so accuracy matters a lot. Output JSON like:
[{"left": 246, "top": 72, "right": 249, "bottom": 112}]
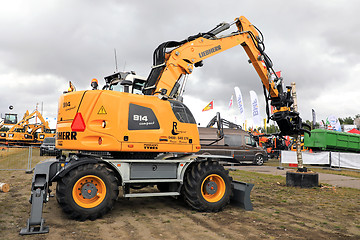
[
  {"left": 224, "top": 134, "right": 246, "bottom": 162},
  {"left": 243, "top": 135, "right": 257, "bottom": 161}
]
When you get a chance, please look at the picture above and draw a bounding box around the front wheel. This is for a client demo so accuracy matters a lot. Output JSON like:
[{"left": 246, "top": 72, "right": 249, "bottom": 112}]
[
  {"left": 183, "top": 161, "right": 231, "bottom": 212},
  {"left": 254, "top": 155, "right": 264, "bottom": 166},
  {"left": 56, "top": 164, "right": 119, "bottom": 221}
]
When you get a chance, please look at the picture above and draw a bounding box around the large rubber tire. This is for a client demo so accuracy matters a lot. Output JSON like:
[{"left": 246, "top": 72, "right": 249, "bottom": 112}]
[
  {"left": 254, "top": 154, "right": 264, "bottom": 166},
  {"left": 184, "top": 161, "right": 232, "bottom": 212},
  {"left": 56, "top": 164, "right": 119, "bottom": 221}
]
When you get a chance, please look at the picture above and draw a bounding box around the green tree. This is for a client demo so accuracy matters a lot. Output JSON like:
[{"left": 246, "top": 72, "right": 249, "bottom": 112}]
[
  {"left": 266, "top": 124, "right": 279, "bottom": 134},
  {"left": 339, "top": 116, "right": 354, "bottom": 125}
]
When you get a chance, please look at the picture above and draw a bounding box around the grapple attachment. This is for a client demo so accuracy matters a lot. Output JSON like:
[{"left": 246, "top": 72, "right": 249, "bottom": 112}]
[{"left": 272, "top": 110, "right": 311, "bottom": 137}]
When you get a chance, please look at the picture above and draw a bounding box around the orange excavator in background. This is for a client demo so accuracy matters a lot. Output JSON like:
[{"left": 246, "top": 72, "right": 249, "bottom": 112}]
[
  {"left": 254, "top": 133, "right": 290, "bottom": 159},
  {"left": 5, "top": 110, "right": 55, "bottom": 145},
  {"left": 21, "top": 16, "right": 310, "bottom": 235}
]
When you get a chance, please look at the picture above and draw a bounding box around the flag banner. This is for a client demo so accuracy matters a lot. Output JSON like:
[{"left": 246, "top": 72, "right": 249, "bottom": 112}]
[
  {"left": 250, "top": 90, "right": 261, "bottom": 127},
  {"left": 327, "top": 115, "right": 341, "bottom": 131},
  {"left": 312, "top": 109, "right": 316, "bottom": 129},
  {"left": 275, "top": 71, "right": 281, "bottom": 78},
  {"left": 202, "top": 100, "right": 214, "bottom": 112},
  {"left": 234, "top": 87, "right": 245, "bottom": 123},
  {"left": 228, "top": 95, "right": 233, "bottom": 109}
]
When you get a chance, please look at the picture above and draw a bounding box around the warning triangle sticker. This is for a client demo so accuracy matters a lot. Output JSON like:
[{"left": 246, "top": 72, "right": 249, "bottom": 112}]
[{"left": 97, "top": 106, "right": 107, "bottom": 114}]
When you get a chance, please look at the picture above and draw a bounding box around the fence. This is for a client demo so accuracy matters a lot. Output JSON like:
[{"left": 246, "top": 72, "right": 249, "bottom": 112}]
[
  {"left": 0, "top": 146, "right": 37, "bottom": 171},
  {"left": 281, "top": 151, "right": 330, "bottom": 165},
  {"left": 280, "top": 150, "right": 360, "bottom": 170},
  {"left": 330, "top": 152, "right": 360, "bottom": 170}
]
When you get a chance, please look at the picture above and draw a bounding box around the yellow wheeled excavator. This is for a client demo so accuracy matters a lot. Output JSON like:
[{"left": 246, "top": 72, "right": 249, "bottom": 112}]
[{"left": 21, "top": 16, "right": 309, "bottom": 235}]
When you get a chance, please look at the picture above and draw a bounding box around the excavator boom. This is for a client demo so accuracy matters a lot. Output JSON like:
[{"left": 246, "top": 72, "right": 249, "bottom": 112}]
[
  {"left": 143, "top": 16, "right": 309, "bottom": 136},
  {"left": 144, "top": 17, "right": 277, "bottom": 98}
]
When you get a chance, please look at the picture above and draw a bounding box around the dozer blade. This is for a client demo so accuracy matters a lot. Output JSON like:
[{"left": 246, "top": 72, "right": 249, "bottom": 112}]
[{"left": 230, "top": 180, "right": 254, "bottom": 211}]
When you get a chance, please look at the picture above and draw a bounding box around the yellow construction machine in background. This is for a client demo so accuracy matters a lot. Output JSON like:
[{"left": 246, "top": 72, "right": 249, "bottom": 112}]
[{"left": 2, "top": 110, "right": 55, "bottom": 145}]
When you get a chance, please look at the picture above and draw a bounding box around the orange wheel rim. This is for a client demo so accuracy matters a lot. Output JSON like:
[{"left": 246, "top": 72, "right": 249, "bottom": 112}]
[
  {"left": 72, "top": 175, "right": 106, "bottom": 208},
  {"left": 201, "top": 174, "right": 225, "bottom": 202}
]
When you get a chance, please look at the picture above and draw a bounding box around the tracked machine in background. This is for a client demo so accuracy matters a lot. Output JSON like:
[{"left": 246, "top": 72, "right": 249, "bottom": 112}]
[{"left": 21, "top": 16, "right": 309, "bottom": 235}]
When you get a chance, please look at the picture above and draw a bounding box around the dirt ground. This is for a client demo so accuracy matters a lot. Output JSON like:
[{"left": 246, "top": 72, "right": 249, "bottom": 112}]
[{"left": 0, "top": 157, "right": 359, "bottom": 239}]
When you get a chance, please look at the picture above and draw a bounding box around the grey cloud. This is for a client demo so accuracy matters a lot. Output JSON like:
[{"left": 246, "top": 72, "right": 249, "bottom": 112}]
[{"left": 0, "top": 0, "right": 359, "bottom": 124}]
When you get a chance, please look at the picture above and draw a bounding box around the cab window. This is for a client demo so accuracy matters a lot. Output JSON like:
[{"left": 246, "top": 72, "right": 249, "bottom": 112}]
[
  {"left": 169, "top": 100, "right": 196, "bottom": 124},
  {"left": 245, "top": 135, "right": 257, "bottom": 147},
  {"left": 109, "top": 82, "right": 126, "bottom": 92},
  {"left": 109, "top": 78, "right": 145, "bottom": 94},
  {"left": 224, "top": 135, "right": 242, "bottom": 147},
  {"left": 132, "top": 79, "right": 145, "bottom": 94},
  {"left": 4, "top": 114, "right": 17, "bottom": 124}
]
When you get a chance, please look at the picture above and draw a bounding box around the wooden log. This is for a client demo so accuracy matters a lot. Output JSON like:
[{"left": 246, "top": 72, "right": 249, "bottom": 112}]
[{"left": 0, "top": 182, "right": 10, "bottom": 192}]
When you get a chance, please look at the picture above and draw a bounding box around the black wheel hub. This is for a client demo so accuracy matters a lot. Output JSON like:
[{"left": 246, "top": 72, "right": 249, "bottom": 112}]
[{"left": 81, "top": 182, "right": 98, "bottom": 199}]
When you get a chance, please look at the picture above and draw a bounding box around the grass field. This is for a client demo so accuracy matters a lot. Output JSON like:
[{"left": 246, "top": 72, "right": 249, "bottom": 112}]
[
  {"left": 0, "top": 149, "right": 359, "bottom": 239},
  {"left": 0, "top": 146, "right": 44, "bottom": 170}
]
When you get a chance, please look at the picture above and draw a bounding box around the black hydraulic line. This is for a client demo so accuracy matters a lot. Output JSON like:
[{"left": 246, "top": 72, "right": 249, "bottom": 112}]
[{"left": 262, "top": 84, "right": 270, "bottom": 123}]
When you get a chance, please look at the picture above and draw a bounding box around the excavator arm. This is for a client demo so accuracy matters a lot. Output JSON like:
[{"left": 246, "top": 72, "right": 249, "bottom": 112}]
[
  {"left": 32, "top": 111, "right": 50, "bottom": 129},
  {"left": 8, "top": 110, "right": 50, "bottom": 134},
  {"left": 143, "top": 16, "right": 309, "bottom": 136}
]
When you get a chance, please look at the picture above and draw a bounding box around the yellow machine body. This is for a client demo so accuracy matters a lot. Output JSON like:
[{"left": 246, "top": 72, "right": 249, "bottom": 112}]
[{"left": 56, "top": 90, "right": 200, "bottom": 153}]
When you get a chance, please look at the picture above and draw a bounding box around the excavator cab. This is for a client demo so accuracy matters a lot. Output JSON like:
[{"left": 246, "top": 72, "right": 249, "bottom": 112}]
[
  {"left": 4, "top": 113, "right": 18, "bottom": 125},
  {"left": 104, "top": 71, "right": 146, "bottom": 94}
]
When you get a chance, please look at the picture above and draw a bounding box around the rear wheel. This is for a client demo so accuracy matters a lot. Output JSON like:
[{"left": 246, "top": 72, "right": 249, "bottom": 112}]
[
  {"left": 56, "top": 164, "right": 119, "bottom": 221},
  {"left": 183, "top": 161, "right": 231, "bottom": 212}
]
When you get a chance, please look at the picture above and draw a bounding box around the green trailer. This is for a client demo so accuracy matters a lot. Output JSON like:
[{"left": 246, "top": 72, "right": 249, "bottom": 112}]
[{"left": 304, "top": 129, "right": 360, "bottom": 153}]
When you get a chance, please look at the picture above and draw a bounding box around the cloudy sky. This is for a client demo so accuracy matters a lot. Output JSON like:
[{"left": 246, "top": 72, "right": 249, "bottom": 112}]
[{"left": 0, "top": 0, "right": 359, "bottom": 129}]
